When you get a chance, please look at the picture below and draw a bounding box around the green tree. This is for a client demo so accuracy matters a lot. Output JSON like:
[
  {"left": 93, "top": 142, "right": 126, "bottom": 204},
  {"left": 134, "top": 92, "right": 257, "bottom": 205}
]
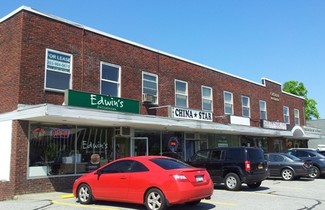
[{"left": 283, "top": 81, "right": 319, "bottom": 120}]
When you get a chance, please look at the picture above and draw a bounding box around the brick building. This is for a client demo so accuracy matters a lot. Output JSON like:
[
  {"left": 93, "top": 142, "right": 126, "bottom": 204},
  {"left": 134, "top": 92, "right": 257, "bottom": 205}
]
[{"left": 0, "top": 6, "right": 321, "bottom": 200}]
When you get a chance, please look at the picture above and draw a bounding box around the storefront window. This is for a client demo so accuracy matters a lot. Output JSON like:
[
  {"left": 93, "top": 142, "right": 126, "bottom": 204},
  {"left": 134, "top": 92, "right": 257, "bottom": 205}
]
[{"left": 28, "top": 124, "right": 113, "bottom": 177}]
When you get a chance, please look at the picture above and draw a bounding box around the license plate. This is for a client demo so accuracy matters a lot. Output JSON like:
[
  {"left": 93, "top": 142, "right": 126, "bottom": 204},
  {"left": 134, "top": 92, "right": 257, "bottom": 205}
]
[
  {"left": 196, "top": 176, "right": 204, "bottom": 182},
  {"left": 258, "top": 164, "right": 263, "bottom": 169}
]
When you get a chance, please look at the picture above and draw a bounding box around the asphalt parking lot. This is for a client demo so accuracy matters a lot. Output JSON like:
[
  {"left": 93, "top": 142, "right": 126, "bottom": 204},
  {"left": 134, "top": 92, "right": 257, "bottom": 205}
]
[{"left": 1, "top": 177, "right": 324, "bottom": 210}]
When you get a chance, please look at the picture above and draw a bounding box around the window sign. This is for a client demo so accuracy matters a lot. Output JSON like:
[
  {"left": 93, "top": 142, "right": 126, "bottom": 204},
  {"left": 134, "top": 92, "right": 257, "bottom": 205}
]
[
  {"left": 64, "top": 89, "right": 140, "bottom": 114},
  {"left": 45, "top": 49, "right": 72, "bottom": 91}
]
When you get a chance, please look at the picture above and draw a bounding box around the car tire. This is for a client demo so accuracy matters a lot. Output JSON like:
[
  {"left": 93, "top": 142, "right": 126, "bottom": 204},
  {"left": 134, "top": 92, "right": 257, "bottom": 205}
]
[
  {"left": 77, "top": 184, "right": 93, "bottom": 204},
  {"left": 224, "top": 173, "right": 241, "bottom": 191},
  {"left": 309, "top": 166, "right": 320, "bottom": 178},
  {"left": 247, "top": 181, "right": 262, "bottom": 188},
  {"left": 145, "top": 188, "right": 167, "bottom": 210},
  {"left": 281, "top": 168, "right": 294, "bottom": 180},
  {"left": 186, "top": 199, "right": 201, "bottom": 206}
]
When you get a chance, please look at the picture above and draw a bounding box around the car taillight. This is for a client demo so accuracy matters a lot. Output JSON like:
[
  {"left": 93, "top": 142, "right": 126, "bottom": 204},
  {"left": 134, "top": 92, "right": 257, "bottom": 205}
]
[
  {"left": 172, "top": 174, "right": 187, "bottom": 181},
  {"left": 245, "top": 160, "right": 251, "bottom": 172}
]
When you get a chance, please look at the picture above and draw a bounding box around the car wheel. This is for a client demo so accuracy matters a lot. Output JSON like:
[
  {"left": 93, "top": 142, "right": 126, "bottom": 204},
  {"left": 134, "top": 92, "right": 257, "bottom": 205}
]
[
  {"left": 281, "top": 168, "right": 294, "bottom": 180},
  {"left": 186, "top": 199, "right": 201, "bottom": 206},
  {"left": 78, "top": 184, "right": 93, "bottom": 204},
  {"left": 247, "top": 181, "right": 262, "bottom": 188},
  {"left": 224, "top": 173, "right": 241, "bottom": 191},
  {"left": 309, "top": 166, "right": 320, "bottom": 178},
  {"left": 145, "top": 188, "right": 167, "bottom": 210}
]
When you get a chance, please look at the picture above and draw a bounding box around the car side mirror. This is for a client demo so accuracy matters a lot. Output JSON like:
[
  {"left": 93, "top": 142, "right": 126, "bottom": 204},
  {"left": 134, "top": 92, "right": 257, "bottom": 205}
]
[{"left": 96, "top": 169, "right": 102, "bottom": 176}]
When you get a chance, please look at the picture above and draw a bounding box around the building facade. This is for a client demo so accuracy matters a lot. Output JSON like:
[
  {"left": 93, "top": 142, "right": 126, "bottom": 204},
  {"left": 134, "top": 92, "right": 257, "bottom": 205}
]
[{"left": 0, "top": 6, "right": 321, "bottom": 200}]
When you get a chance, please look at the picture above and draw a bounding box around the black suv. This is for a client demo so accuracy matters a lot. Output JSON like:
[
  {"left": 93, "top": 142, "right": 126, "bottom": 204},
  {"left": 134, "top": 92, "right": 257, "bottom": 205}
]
[
  {"left": 188, "top": 147, "right": 269, "bottom": 191},
  {"left": 285, "top": 148, "right": 325, "bottom": 178}
]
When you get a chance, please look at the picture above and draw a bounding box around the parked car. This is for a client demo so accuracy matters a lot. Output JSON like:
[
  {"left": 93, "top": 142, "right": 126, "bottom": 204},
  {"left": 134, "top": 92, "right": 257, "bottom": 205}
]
[
  {"left": 316, "top": 149, "right": 325, "bottom": 156},
  {"left": 73, "top": 156, "right": 213, "bottom": 210},
  {"left": 187, "top": 147, "right": 269, "bottom": 191},
  {"left": 264, "top": 153, "right": 313, "bottom": 180},
  {"left": 285, "top": 148, "right": 325, "bottom": 178}
]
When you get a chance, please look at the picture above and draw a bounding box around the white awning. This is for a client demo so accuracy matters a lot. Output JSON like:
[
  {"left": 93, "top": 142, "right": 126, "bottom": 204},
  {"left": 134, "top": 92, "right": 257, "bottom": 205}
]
[{"left": 0, "top": 104, "right": 293, "bottom": 137}]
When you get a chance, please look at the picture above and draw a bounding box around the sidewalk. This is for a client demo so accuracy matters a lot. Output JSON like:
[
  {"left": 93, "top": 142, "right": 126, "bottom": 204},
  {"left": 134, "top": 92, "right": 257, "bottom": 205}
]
[
  {"left": 14, "top": 191, "right": 74, "bottom": 201},
  {"left": 0, "top": 191, "right": 75, "bottom": 210}
]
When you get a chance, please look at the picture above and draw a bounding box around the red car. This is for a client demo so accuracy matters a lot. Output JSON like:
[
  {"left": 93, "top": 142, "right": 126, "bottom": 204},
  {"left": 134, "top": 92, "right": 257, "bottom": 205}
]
[{"left": 73, "top": 156, "right": 213, "bottom": 210}]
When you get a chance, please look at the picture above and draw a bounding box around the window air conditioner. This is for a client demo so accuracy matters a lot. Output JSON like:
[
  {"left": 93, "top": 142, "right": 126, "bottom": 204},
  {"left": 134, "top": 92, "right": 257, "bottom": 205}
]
[
  {"left": 115, "top": 127, "right": 131, "bottom": 136},
  {"left": 142, "top": 93, "right": 155, "bottom": 103}
]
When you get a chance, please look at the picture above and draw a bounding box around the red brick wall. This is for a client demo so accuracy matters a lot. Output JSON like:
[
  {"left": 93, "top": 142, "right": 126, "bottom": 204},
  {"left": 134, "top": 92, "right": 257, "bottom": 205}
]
[
  {"left": 0, "top": 12, "right": 23, "bottom": 113},
  {"left": 1, "top": 10, "right": 305, "bottom": 126}
]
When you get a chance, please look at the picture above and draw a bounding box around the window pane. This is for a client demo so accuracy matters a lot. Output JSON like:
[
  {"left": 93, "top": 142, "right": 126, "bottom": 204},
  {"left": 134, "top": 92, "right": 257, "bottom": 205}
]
[
  {"left": 176, "top": 81, "right": 186, "bottom": 93},
  {"left": 46, "top": 70, "right": 70, "bottom": 90},
  {"left": 102, "top": 64, "right": 119, "bottom": 81},
  {"left": 143, "top": 80, "right": 157, "bottom": 90},
  {"left": 202, "top": 87, "right": 211, "bottom": 97},
  {"left": 242, "top": 97, "right": 248, "bottom": 106},
  {"left": 224, "top": 92, "right": 232, "bottom": 102},
  {"left": 225, "top": 104, "right": 233, "bottom": 114},
  {"left": 101, "top": 81, "right": 118, "bottom": 96},
  {"left": 203, "top": 99, "right": 212, "bottom": 111},
  {"left": 243, "top": 107, "right": 250, "bottom": 117},
  {"left": 143, "top": 74, "right": 156, "bottom": 82},
  {"left": 176, "top": 95, "right": 187, "bottom": 107}
]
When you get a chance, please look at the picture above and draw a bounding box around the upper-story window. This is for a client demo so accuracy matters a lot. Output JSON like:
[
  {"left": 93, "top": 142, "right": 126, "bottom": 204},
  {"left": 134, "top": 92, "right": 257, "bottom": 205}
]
[
  {"left": 294, "top": 109, "right": 300, "bottom": 125},
  {"left": 100, "top": 62, "right": 121, "bottom": 97},
  {"left": 45, "top": 49, "right": 73, "bottom": 92},
  {"left": 283, "top": 106, "right": 290, "bottom": 124},
  {"left": 224, "top": 91, "right": 233, "bottom": 115},
  {"left": 241, "top": 96, "right": 250, "bottom": 118},
  {"left": 202, "top": 86, "right": 213, "bottom": 111},
  {"left": 259, "top": 100, "right": 267, "bottom": 120},
  {"left": 175, "top": 80, "right": 188, "bottom": 108},
  {"left": 142, "top": 72, "right": 158, "bottom": 104}
]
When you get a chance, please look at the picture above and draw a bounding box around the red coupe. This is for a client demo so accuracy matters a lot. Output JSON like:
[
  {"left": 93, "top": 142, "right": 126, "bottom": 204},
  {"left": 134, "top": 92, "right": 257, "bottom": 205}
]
[{"left": 73, "top": 156, "right": 213, "bottom": 210}]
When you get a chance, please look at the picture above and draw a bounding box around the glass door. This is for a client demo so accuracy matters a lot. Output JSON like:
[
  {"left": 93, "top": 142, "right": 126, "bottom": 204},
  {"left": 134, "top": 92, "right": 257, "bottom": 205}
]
[
  {"left": 185, "top": 140, "right": 208, "bottom": 161},
  {"left": 131, "top": 137, "right": 148, "bottom": 156},
  {"left": 114, "top": 136, "right": 130, "bottom": 159}
]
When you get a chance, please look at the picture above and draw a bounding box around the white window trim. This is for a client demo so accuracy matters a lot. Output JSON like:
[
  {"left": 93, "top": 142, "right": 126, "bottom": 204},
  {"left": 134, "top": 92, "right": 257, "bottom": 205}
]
[
  {"left": 224, "top": 91, "right": 234, "bottom": 115},
  {"left": 283, "top": 106, "right": 290, "bottom": 124},
  {"left": 44, "top": 48, "right": 73, "bottom": 92},
  {"left": 175, "top": 79, "right": 188, "bottom": 108},
  {"left": 100, "top": 61, "right": 121, "bottom": 97},
  {"left": 259, "top": 100, "right": 267, "bottom": 120},
  {"left": 142, "top": 71, "right": 159, "bottom": 104},
  {"left": 241, "top": 96, "right": 250, "bottom": 118},
  {"left": 201, "top": 86, "right": 213, "bottom": 111}
]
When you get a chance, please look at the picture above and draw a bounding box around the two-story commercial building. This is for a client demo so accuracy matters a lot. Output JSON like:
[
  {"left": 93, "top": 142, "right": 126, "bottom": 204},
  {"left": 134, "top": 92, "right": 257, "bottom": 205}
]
[{"left": 0, "top": 6, "right": 321, "bottom": 200}]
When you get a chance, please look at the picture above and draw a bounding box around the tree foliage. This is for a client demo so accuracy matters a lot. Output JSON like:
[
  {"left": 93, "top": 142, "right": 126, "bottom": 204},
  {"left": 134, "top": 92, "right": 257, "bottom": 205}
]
[{"left": 283, "top": 81, "right": 319, "bottom": 120}]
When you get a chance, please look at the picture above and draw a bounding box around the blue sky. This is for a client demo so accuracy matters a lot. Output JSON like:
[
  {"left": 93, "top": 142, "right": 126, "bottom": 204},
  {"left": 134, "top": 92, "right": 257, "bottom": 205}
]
[{"left": 1, "top": 0, "right": 324, "bottom": 119}]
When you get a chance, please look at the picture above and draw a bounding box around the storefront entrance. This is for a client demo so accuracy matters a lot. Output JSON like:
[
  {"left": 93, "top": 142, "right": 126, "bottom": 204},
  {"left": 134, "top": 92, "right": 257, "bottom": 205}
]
[
  {"left": 114, "top": 136, "right": 149, "bottom": 158},
  {"left": 131, "top": 137, "right": 148, "bottom": 156},
  {"left": 185, "top": 140, "right": 208, "bottom": 161}
]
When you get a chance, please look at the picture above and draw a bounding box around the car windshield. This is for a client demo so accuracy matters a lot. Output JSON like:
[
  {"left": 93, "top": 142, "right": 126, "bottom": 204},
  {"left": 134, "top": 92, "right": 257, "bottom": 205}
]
[{"left": 150, "top": 158, "right": 192, "bottom": 170}]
